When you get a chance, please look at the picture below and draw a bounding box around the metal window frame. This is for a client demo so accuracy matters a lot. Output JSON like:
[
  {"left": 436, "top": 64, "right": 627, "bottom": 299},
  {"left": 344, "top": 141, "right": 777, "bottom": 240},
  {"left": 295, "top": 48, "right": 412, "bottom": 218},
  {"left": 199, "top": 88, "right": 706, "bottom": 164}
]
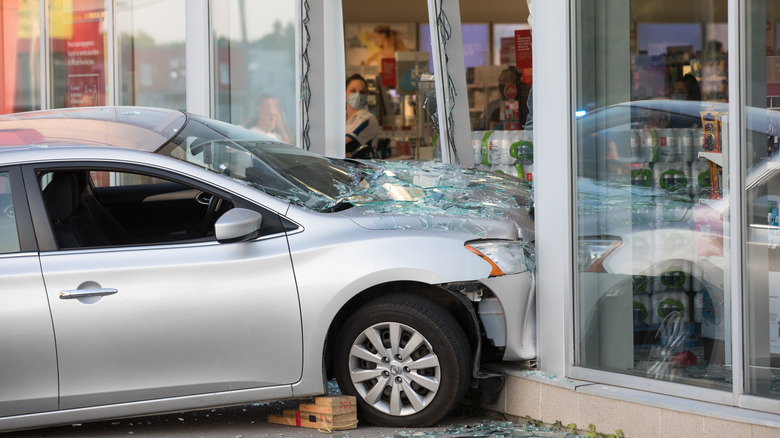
[
  {"left": 425, "top": 0, "right": 473, "bottom": 167},
  {"left": 105, "top": 0, "right": 115, "bottom": 106},
  {"left": 729, "top": 0, "right": 746, "bottom": 409},
  {"left": 534, "top": 0, "right": 574, "bottom": 378},
  {"left": 40, "top": 0, "right": 48, "bottom": 109},
  {"left": 186, "top": 0, "right": 212, "bottom": 116}
]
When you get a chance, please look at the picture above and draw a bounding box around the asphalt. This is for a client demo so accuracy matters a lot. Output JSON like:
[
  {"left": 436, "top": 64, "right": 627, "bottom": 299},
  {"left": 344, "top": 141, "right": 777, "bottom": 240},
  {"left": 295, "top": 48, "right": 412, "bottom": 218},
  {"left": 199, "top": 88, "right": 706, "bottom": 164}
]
[{"left": 7, "top": 396, "right": 579, "bottom": 438}]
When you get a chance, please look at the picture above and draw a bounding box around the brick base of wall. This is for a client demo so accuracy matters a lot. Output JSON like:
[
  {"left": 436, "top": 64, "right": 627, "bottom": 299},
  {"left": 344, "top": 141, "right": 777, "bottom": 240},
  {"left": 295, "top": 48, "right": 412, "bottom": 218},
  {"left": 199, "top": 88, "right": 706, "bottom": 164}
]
[{"left": 482, "top": 366, "right": 780, "bottom": 438}]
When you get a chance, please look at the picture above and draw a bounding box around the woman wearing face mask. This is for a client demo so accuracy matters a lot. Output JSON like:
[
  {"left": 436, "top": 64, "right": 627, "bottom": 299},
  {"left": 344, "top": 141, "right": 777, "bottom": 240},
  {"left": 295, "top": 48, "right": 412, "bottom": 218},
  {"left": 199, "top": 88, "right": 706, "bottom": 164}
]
[
  {"left": 671, "top": 73, "right": 701, "bottom": 102},
  {"left": 668, "top": 73, "right": 703, "bottom": 129},
  {"left": 345, "top": 74, "right": 379, "bottom": 157}
]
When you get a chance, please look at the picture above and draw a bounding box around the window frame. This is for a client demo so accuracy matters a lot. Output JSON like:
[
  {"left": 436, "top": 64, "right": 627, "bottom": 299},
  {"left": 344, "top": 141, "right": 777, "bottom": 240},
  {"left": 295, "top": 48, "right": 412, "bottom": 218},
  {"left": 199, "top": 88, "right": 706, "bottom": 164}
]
[{"left": 21, "top": 161, "right": 290, "bottom": 252}]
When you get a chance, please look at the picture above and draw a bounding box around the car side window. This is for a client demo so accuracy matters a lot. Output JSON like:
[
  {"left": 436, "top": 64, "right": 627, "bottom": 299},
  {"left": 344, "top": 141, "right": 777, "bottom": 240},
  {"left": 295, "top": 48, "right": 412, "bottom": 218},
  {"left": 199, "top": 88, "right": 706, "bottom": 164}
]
[
  {"left": 0, "top": 172, "right": 21, "bottom": 254},
  {"left": 39, "top": 169, "right": 234, "bottom": 249}
]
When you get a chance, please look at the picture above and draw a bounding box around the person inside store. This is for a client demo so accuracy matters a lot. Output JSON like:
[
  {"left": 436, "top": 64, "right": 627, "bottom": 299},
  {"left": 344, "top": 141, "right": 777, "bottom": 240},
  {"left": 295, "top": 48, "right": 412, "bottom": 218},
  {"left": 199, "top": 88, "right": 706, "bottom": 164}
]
[
  {"left": 481, "top": 66, "right": 531, "bottom": 130},
  {"left": 345, "top": 73, "right": 379, "bottom": 158},
  {"left": 248, "top": 95, "right": 291, "bottom": 143},
  {"left": 671, "top": 73, "right": 702, "bottom": 102},
  {"left": 668, "top": 73, "right": 703, "bottom": 128}
]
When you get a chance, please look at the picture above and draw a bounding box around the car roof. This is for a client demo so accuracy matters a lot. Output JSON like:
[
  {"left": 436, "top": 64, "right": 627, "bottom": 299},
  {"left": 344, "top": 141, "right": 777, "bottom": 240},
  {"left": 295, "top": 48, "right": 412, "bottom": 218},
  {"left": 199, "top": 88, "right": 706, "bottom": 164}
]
[{"left": 0, "top": 106, "right": 187, "bottom": 152}]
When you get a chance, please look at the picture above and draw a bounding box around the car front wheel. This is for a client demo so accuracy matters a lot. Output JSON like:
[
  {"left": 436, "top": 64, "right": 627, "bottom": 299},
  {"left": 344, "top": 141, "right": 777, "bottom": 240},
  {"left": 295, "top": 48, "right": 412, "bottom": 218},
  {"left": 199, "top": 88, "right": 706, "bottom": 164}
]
[{"left": 333, "top": 294, "right": 471, "bottom": 427}]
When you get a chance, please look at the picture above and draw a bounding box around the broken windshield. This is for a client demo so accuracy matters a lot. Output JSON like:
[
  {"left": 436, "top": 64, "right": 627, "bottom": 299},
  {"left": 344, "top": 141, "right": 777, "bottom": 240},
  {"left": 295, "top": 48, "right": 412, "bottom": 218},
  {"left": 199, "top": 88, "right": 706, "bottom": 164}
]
[
  {"left": 156, "top": 114, "right": 361, "bottom": 210},
  {"left": 157, "top": 113, "right": 535, "bottom": 226}
]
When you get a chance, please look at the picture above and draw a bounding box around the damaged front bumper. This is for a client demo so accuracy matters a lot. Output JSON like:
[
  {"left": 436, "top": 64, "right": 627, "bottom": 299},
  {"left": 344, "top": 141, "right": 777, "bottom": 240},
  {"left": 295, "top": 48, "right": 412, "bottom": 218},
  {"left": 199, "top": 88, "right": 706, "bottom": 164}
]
[
  {"left": 445, "top": 270, "right": 537, "bottom": 364},
  {"left": 479, "top": 271, "right": 537, "bottom": 361}
]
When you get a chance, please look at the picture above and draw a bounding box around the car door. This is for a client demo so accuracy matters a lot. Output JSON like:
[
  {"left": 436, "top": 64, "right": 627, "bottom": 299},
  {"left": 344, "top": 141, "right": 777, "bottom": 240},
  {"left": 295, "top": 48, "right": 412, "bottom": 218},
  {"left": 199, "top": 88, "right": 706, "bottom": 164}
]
[
  {"left": 23, "top": 163, "right": 302, "bottom": 410},
  {"left": 0, "top": 167, "right": 58, "bottom": 417}
]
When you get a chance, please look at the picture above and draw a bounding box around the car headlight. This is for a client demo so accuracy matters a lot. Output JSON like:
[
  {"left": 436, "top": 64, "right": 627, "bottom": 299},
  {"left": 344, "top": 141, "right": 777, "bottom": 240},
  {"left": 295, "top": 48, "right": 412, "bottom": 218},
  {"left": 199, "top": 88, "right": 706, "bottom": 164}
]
[
  {"left": 577, "top": 236, "right": 622, "bottom": 272},
  {"left": 465, "top": 240, "right": 533, "bottom": 276}
]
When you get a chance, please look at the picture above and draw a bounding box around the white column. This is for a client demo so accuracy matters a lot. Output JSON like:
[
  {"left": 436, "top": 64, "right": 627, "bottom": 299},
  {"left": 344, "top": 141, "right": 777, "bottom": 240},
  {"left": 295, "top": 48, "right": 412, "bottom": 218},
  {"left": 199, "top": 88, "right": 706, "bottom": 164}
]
[
  {"left": 105, "top": 0, "right": 116, "bottom": 106},
  {"left": 40, "top": 1, "right": 49, "bottom": 109},
  {"left": 304, "top": 0, "right": 345, "bottom": 156},
  {"left": 728, "top": 0, "right": 744, "bottom": 404},
  {"left": 185, "top": 0, "right": 211, "bottom": 116},
  {"left": 533, "top": 0, "right": 571, "bottom": 377},
  {"left": 426, "top": 0, "right": 473, "bottom": 167}
]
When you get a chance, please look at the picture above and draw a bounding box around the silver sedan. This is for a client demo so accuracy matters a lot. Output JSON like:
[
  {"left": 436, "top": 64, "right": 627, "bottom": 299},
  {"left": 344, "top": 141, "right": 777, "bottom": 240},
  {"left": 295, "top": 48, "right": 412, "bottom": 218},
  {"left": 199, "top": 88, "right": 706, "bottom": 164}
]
[{"left": 0, "top": 107, "right": 535, "bottom": 432}]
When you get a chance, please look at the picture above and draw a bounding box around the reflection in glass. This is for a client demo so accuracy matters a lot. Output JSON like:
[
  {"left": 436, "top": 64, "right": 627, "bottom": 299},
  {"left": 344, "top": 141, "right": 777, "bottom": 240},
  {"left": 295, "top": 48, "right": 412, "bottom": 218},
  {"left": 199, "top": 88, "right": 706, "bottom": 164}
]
[
  {"left": 574, "top": 0, "right": 731, "bottom": 390},
  {"left": 49, "top": 0, "right": 108, "bottom": 109},
  {"left": 464, "top": 22, "right": 533, "bottom": 183},
  {"left": 0, "top": 1, "right": 41, "bottom": 114},
  {"left": 212, "top": 1, "right": 296, "bottom": 146},
  {"left": 745, "top": 0, "right": 780, "bottom": 401},
  {"left": 116, "top": 0, "right": 185, "bottom": 109}
]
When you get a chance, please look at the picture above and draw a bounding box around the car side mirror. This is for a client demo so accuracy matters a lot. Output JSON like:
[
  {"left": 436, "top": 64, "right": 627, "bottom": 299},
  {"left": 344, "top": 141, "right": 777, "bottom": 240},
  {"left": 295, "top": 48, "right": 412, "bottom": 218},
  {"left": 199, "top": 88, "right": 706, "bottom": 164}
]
[{"left": 214, "top": 208, "right": 263, "bottom": 243}]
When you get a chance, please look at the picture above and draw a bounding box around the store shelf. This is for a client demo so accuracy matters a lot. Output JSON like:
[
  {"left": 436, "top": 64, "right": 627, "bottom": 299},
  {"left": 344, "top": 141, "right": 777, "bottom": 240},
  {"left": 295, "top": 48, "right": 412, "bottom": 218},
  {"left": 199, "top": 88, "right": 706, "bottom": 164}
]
[{"left": 698, "top": 151, "right": 723, "bottom": 167}]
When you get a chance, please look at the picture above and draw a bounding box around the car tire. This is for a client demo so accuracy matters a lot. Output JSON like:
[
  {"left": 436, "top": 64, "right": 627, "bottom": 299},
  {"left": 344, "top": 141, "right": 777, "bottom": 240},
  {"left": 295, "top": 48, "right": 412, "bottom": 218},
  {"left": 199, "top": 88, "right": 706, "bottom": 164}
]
[{"left": 333, "top": 294, "right": 471, "bottom": 427}]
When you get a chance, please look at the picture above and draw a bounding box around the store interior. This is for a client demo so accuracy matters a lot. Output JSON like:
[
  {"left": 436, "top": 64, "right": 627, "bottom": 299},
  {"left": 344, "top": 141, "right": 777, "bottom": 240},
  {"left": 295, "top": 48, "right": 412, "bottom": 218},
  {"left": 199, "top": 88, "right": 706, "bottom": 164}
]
[
  {"left": 340, "top": 0, "right": 764, "bottom": 392},
  {"left": 342, "top": 0, "right": 532, "bottom": 173}
]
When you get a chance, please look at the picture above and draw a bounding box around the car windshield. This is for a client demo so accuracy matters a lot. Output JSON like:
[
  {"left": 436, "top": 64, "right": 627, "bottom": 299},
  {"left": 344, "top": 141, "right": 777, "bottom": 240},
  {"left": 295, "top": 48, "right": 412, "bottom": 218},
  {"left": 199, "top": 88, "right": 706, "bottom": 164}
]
[{"left": 157, "top": 114, "right": 361, "bottom": 211}]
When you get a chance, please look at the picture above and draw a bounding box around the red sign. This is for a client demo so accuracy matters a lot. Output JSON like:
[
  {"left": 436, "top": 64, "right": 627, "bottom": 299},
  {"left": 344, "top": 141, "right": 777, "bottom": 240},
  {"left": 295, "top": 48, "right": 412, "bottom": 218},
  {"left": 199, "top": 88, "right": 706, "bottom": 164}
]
[
  {"left": 503, "top": 83, "right": 518, "bottom": 100},
  {"left": 500, "top": 37, "right": 515, "bottom": 65},
  {"left": 381, "top": 58, "right": 396, "bottom": 87},
  {"left": 515, "top": 29, "right": 532, "bottom": 85},
  {"left": 65, "top": 9, "right": 106, "bottom": 107}
]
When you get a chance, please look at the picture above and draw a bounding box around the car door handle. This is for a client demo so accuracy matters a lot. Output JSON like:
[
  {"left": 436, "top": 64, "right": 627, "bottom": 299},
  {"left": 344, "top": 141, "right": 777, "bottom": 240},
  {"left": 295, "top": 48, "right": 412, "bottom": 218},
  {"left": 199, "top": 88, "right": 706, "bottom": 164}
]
[{"left": 59, "top": 288, "right": 119, "bottom": 300}]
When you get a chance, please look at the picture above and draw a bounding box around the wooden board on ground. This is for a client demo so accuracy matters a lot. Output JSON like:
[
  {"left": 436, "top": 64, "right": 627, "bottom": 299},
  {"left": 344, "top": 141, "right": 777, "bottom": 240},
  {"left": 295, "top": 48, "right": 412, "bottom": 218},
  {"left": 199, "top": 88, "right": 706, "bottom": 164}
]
[
  {"left": 297, "top": 402, "right": 355, "bottom": 416},
  {"left": 313, "top": 395, "right": 356, "bottom": 408},
  {"left": 268, "top": 412, "right": 357, "bottom": 430},
  {"left": 267, "top": 395, "right": 358, "bottom": 430},
  {"left": 283, "top": 409, "right": 357, "bottom": 421}
]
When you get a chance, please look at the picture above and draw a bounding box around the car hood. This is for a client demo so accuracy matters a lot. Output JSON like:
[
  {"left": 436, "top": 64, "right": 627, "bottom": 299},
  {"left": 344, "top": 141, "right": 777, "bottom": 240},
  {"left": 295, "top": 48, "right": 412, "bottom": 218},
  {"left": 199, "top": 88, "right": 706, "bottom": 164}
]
[{"left": 337, "top": 160, "right": 535, "bottom": 241}]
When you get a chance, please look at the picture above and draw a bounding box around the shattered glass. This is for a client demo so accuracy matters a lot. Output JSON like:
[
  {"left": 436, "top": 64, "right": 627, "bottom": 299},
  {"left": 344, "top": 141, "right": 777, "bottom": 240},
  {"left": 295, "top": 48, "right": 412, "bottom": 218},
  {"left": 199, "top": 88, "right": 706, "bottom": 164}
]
[
  {"left": 159, "top": 117, "right": 535, "bottom": 242},
  {"left": 335, "top": 161, "right": 535, "bottom": 240},
  {"left": 387, "top": 419, "right": 583, "bottom": 438},
  {"left": 342, "top": 161, "right": 532, "bottom": 213}
]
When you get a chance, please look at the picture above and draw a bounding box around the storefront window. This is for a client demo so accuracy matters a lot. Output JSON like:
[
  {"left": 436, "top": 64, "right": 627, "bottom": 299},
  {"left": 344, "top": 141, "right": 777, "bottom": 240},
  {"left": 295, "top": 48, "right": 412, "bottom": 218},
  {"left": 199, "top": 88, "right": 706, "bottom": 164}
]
[
  {"left": 467, "top": 21, "right": 533, "bottom": 181},
  {"left": 343, "top": 19, "right": 430, "bottom": 159},
  {"left": 574, "top": 0, "right": 731, "bottom": 390},
  {"left": 49, "top": 0, "right": 107, "bottom": 109},
  {"left": 116, "top": 0, "right": 185, "bottom": 109},
  {"left": 341, "top": 1, "right": 531, "bottom": 167},
  {"left": 212, "top": 1, "right": 296, "bottom": 145},
  {"left": 745, "top": 0, "right": 780, "bottom": 400},
  {"left": 1, "top": 0, "right": 41, "bottom": 114}
]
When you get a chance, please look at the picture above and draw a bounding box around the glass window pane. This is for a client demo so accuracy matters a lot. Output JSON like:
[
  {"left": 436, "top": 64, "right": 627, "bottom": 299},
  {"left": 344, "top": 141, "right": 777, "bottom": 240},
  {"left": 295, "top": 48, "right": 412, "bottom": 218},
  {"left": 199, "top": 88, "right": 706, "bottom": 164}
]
[
  {"left": 116, "top": 0, "right": 186, "bottom": 109},
  {"left": 49, "top": 0, "right": 107, "bottom": 109},
  {"left": 212, "top": 1, "right": 296, "bottom": 146},
  {"left": 1, "top": 0, "right": 41, "bottom": 114},
  {"left": 467, "top": 22, "right": 533, "bottom": 181},
  {"left": 39, "top": 168, "right": 233, "bottom": 247},
  {"left": 344, "top": 21, "right": 425, "bottom": 159},
  {"left": 0, "top": 172, "right": 20, "bottom": 253},
  {"left": 745, "top": 0, "right": 780, "bottom": 400},
  {"left": 574, "top": 0, "right": 731, "bottom": 390}
]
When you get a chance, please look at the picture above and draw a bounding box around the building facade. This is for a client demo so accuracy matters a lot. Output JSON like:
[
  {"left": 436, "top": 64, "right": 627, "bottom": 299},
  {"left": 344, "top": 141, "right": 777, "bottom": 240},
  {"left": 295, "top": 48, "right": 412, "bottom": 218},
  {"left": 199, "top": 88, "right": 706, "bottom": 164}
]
[{"left": 3, "top": 0, "right": 780, "bottom": 435}]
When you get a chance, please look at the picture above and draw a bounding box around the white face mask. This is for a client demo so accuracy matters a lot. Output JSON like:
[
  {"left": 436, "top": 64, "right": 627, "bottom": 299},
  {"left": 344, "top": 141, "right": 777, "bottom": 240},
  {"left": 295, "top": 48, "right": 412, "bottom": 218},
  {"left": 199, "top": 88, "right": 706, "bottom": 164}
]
[{"left": 347, "top": 92, "right": 367, "bottom": 110}]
